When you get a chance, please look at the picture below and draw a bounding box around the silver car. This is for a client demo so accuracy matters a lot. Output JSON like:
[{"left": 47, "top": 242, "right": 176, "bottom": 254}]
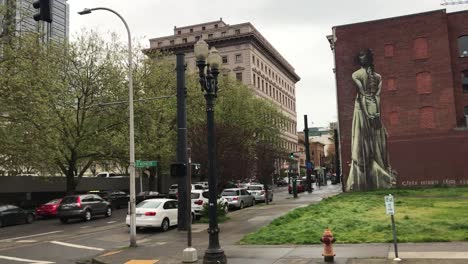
[
  {"left": 246, "top": 185, "right": 273, "bottom": 202},
  {"left": 221, "top": 188, "right": 255, "bottom": 209}
]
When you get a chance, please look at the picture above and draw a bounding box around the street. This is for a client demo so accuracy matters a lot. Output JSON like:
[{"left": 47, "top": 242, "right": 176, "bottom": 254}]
[{"left": 0, "top": 185, "right": 340, "bottom": 264}]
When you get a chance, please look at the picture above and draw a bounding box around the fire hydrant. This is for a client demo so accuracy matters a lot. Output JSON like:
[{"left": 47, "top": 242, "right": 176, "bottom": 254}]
[{"left": 320, "top": 228, "right": 336, "bottom": 262}]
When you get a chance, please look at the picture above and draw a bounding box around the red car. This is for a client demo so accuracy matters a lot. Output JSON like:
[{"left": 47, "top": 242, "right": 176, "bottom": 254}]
[
  {"left": 288, "top": 180, "right": 305, "bottom": 194},
  {"left": 35, "top": 198, "right": 62, "bottom": 218}
]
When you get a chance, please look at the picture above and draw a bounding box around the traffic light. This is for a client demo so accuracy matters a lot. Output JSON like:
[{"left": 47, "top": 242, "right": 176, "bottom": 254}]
[
  {"left": 33, "top": 0, "right": 53, "bottom": 23},
  {"left": 170, "top": 162, "right": 186, "bottom": 178},
  {"left": 289, "top": 152, "right": 294, "bottom": 159}
]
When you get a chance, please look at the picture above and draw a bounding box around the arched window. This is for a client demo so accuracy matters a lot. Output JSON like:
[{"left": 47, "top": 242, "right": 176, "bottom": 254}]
[
  {"left": 458, "top": 36, "right": 468, "bottom": 57},
  {"left": 463, "top": 71, "right": 468, "bottom": 93},
  {"left": 413, "top": 37, "right": 429, "bottom": 59}
]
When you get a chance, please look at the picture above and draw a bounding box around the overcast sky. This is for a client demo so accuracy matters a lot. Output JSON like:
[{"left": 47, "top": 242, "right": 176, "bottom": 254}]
[{"left": 68, "top": 0, "right": 466, "bottom": 129}]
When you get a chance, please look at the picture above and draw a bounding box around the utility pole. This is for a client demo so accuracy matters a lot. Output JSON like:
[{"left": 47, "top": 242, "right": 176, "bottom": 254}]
[
  {"left": 176, "top": 53, "right": 188, "bottom": 231},
  {"left": 304, "top": 115, "right": 313, "bottom": 193}
]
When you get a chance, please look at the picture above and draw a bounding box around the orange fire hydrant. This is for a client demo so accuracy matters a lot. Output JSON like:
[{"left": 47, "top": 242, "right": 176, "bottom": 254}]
[{"left": 320, "top": 228, "right": 336, "bottom": 262}]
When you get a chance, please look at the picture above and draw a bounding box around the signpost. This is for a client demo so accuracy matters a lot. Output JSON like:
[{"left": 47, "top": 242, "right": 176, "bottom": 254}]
[
  {"left": 385, "top": 194, "right": 401, "bottom": 261},
  {"left": 135, "top": 160, "right": 158, "bottom": 194}
]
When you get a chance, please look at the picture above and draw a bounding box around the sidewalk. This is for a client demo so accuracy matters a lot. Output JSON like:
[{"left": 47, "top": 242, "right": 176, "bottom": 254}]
[{"left": 84, "top": 184, "right": 468, "bottom": 264}]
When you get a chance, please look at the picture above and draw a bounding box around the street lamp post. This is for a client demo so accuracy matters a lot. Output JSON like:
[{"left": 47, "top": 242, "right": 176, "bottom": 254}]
[
  {"left": 78, "top": 7, "right": 137, "bottom": 247},
  {"left": 194, "top": 39, "right": 227, "bottom": 264}
]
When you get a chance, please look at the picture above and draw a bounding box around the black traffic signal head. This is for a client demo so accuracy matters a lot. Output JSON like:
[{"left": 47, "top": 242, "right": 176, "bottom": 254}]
[
  {"left": 33, "top": 0, "right": 53, "bottom": 23},
  {"left": 170, "top": 162, "right": 186, "bottom": 178}
]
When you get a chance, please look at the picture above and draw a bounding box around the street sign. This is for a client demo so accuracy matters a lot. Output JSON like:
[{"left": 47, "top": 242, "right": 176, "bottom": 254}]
[
  {"left": 306, "top": 161, "right": 313, "bottom": 170},
  {"left": 135, "top": 160, "right": 158, "bottom": 168},
  {"left": 385, "top": 194, "right": 395, "bottom": 215}
]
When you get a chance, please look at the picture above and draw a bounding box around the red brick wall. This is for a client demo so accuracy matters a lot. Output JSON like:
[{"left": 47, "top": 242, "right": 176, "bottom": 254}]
[
  {"left": 448, "top": 11, "right": 468, "bottom": 127},
  {"left": 334, "top": 10, "right": 468, "bottom": 188}
]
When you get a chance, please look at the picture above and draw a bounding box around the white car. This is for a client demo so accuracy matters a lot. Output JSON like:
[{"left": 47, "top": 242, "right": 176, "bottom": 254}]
[
  {"left": 191, "top": 190, "right": 228, "bottom": 217},
  {"left": 125, "top": 199, "right": 179, "bottom": 231},
  {"left": 168, "top": 184, "right": 205, "bottom": 198}
]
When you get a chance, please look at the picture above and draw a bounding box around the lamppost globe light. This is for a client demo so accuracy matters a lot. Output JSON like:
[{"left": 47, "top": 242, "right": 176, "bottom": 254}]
[
  {"left": 194, "top": 39, "right": 209, "bottom": 61},
  {"left": 207, "top": 47, "right": 222, "bottom": 70}
]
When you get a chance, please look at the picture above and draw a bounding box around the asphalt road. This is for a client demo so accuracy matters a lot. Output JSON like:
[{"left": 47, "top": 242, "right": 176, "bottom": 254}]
[{"left": 0, "top": 186, "right": 307, "bottom": 264}]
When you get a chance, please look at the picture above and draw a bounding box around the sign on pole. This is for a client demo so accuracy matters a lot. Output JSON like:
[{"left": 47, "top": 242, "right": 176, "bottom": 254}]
[
  {"left": 135, "top": 160, "right": 158, "bottom": 168},
  {"left": 385, "top": 194, "right": 401, "bottom": 261},
  {"left": 385, "top": 194, "right": 395, "bottom": 215}
]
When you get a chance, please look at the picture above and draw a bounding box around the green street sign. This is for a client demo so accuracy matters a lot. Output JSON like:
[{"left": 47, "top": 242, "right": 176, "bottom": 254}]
[{"left": 136, "top": 160, "right": 158, "bottom": 168}]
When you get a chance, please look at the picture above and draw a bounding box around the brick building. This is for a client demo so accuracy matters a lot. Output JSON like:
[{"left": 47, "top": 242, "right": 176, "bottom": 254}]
[{"left": 328, "top": 9, "right": 468, "bottom": 189}]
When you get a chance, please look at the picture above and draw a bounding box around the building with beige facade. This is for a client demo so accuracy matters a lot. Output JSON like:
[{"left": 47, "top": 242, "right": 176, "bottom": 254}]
[{"left": 145, "top": 19, "right": 301, "bottom": 164}]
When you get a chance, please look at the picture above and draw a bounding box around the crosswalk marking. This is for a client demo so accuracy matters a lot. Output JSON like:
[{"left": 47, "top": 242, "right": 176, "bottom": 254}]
[
  {"left": 124, "top": 260, "right": 159, "bottom": 264},
  {"left": 16, "top": 240, "right": 37, "bottom": 243},
  {"left": 50, "top": 241, "right": 104, "bottom": 251}
]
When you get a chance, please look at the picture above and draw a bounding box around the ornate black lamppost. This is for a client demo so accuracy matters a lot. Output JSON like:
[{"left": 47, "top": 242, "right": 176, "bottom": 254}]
[{"left": 194, "top": 39, "right": 227, "bottom": 264}]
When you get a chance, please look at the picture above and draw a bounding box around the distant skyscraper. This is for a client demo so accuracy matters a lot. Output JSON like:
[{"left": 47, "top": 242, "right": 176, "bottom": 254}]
[{"left": 0, "top": 0, "right": 69, "bottom": 42}]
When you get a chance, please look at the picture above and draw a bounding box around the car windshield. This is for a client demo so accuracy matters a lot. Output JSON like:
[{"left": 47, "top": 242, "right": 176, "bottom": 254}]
[
  {"left": 46, "top": 199, "right": 61, "bottom": 205},
  {"left": 193, "top": 185, "right": 204, "bottom": 190},
  {"left": 169, "top": 185, "right": 178, "bottom": 189},
  {"left": 136, "top": 200, "right": 161, "bottom": 209},
  {"left": 191, "top": 193, "right": 200, "bottom": 199},
  {"left": 222, "top": 190, "right": 238, "bottom": 196},
  {"left": 202, "top": 191, "right": 210, "bottom": 199},
  {"left": 61, "top": 196, "right": 78, "bottom": 204},
  {"left": 247, "top": 186, "right": 262, "bottom": 190}
]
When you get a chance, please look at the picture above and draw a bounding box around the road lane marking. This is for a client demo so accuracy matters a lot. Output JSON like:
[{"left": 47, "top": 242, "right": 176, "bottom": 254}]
[
  {"left": 107, "top": 221, "right": 117, "bottom": 224},
  {"left": 50, "top": 241, "right": 104, "bottom": 251},
  {"left": 124, "top": 260, "right": 158, "bottom": 264},
  {"left": 16, "top": 240, "right": 37, "bottom": 243},
  {"left": 80, "top": 226, "right": 89, "bottom": 229},
  {"left": 388, "top": 251, "right": 468, "bottom": 259},
  {"left": 0, "top": 231, "right": 64, "bottom": 243},
  {"left": 0, "top": 255, "right": 55, "bottom": 263}
]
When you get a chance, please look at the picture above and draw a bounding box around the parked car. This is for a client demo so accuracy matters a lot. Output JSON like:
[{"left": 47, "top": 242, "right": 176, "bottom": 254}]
[
  {"left": 246, "top": 185, "right": 273, "bottom": 202},
  {"left": 88, "top": 190, "right": 129, "bottom": 209},
  {"left": 35, "top": 198, "right": 62, "bottom": 218},
  {"left": 136, "top": 191, "right": 166, "bottom": 203},
  {"left": 0, "top": 204, "right": 35, "bottom": 227},
  {"left": 125, "top": 198, "right": 179, "bottom": 231},
  {"left": 191, "top": 190, "right": 228, "bottom": 217},
  {"left": 168, "top": 184, "right": 205, "bottom": 199},
  {"left": 288, "top": 180, "right": 306, "bottom": 194},
  {"left": 57, "top": 194, "right": 112, "bottom": 223},
  {"left": 193, "top": 181, "right": 209, "bottom": 189},
  {"left": 221, "top": 188, "right": 255, "bottom": 209},
  {"left": 276, "top": 178, "right": 288, "bottom": 187}
]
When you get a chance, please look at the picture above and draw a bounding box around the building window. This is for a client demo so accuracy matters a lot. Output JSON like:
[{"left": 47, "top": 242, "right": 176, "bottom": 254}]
[
  {"left": 261, "top": 80, "right": 264, "bottom": 91},
  {"left": 195, "top": 36, "right": 200, "bottom": 41},
  {"left": 170, "top": 40, "right": 174, "bottom": 45},
  {"left": 235, "top": 29, "right": 240, "bottom": 35},
  {"left": 235, "top": 54, "right": 242, "bottom": 63},
  {"left": 190, "top": 28, "right": 193, "bottom": 33},
  {"left": 215, "top": 24, "right": 218, "bottom": 28},
  {"left": 416, "top": 72, "right": 432, "bottom": 94},
  {"left": 257, "top": 77, "right": 260, "bottom": 88},
  {"left": 413, "top": 37, "right": 429, "bottom": 59},
  {"left": 221, "top": 31, "right": 226, "bottom": 36},
  {"left": 182, "top": 38, "right": 187, "bottom": 43},
  {"left": 157, "top": 42, "right": 162, "bottom": 47},
  {"left": 252, "top": 55, "right": 255, "bottom": 64},
  {"left": 222, "top": 56, "right": 228, "bottom": 64},
  {"left": 463, "top": 71, "right": 468, "bottom": 93},
  {"left": 202, "top": 26, "right": 206, "bottom": 30},
  {"left": 384, "top": 44, "right": 394, "bottom": 57},
  {"left": 208, "top": 34, "right": 213, "bottom": 39},
  {"left": 464, "top": 106, "right": 468, "bottom": 116},
  {"left": 177, "top": 30, "right": 181, "bottom": 35},
  {"left": 419, "top": 107, "right": 435, "bottom": 129},
  {"left": 236, "top": 72, "right": 242, "bottom": 82},
  {"left": 387, "top": 78, "right": 396, "bottom": 91},
  {"left": 253, "top": 73, "right": 256, "bottom": 86},
  {"left": 459, "top": 36, "right": 468, "bottom": 57}
]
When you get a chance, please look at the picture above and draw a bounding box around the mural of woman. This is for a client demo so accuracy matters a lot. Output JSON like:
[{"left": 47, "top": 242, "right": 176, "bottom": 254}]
[{"left": 346, "top": 49, "right": 396, "bottom": 191}]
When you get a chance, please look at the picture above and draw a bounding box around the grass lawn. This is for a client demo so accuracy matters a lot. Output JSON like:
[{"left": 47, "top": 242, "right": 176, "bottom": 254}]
[{"left": 240, "top": 187, "right": 468, "bottom": 245}]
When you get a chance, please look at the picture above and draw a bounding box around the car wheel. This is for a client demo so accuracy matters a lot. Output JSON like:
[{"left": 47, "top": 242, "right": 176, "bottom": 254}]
[
  {"left": 252, "top": 199, "right": 256, "bottom": 206},
  {"left": 270, "top": 196, "right": 273, "bottom": 202},
  {"left": 83, "top": 210, "right": 92, "bottom": 222},
  {"left": 105, "top": 207, "right": 112, "bottom": 217},
  {"left": 161, "top": 218, "right": 170, "bottom": 232},
  {"left": 224, "top": 203, "right": 229, "bottom": 213},
  {"left": 25, "top": 214, "right": 34, "bottom": 224},
  {"left": 239, "top": 201, "right": 244, "bottom": 209},
  {"left": 60, "top": 218, "right": 68, "bottom": 224}
]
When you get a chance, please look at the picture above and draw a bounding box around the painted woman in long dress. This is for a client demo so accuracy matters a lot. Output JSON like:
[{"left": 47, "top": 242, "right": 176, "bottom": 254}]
[{"left": 346, "top": 49, "right": 396, "bottom": 191}]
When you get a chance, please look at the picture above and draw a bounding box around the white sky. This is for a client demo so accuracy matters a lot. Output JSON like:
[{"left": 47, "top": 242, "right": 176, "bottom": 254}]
[{"left": 68, "top": 0, "right": 467, "bottom": 129}]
